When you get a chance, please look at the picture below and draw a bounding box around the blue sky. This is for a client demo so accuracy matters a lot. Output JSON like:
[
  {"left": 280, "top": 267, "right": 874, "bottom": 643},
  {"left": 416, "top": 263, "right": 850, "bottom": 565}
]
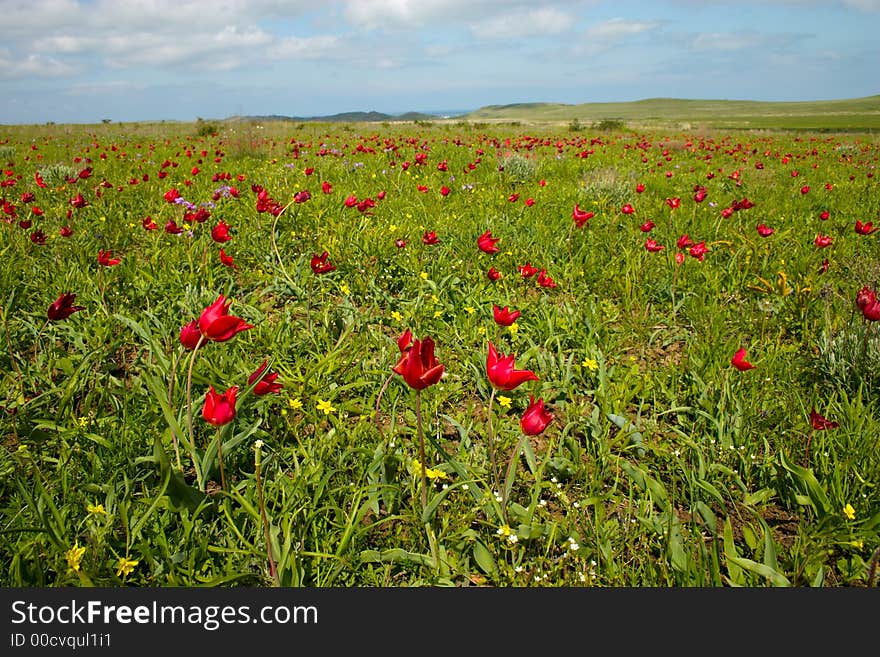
[{"left": 1, "top": 0, "right": 878, "bottom": 124}]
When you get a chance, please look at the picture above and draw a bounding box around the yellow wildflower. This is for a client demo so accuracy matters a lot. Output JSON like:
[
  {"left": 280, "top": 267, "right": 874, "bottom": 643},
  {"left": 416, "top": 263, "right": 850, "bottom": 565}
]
[
  {"left": 87, "top": 502, "right": 106, "bottom": 516},
  {"left": 507, "top": 323, "right": 518, "bottom": 335},
  {"left": 464, "top": 306, "right": 475, "bottom": 314},
  {"left": 420, "top": 272, "right": 429, "bottom": 280},
  {"left": 581, "top": 358, "right": 598, "bottom": 371},
  {"left": 317, "top": 399, "right": 336, "bottom": 415},
  {"left": 497, "top": 396, "right": 512, "bottom": 409},
  {"left": 843, "top": 503, "right": 856, "bottom": 520},
  {"left": 339, "top": 281, "right": 350, "bottom": 295},
  {"left": 116, "top": 556, "right": 138, "bottom": 578},
  {"left": 65, "top": 542, "right": 86, "bottom": 572},
  {"left": 289, "top": 398, "right": 303, "bottom": 410},
  {"left": 390, "top": 310, "right": 402, "bottom": 322}
]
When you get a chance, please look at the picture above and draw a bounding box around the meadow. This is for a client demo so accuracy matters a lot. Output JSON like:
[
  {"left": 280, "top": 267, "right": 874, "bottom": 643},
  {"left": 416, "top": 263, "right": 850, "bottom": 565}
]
[{"left": 1, "top": 116, "right": 878, "bottom": 587}]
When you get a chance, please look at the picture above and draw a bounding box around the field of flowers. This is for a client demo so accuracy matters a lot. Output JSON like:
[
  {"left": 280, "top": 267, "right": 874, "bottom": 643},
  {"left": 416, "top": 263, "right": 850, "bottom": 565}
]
[{"left": 1, "top": 119, "right": 878, "bottom": 587}]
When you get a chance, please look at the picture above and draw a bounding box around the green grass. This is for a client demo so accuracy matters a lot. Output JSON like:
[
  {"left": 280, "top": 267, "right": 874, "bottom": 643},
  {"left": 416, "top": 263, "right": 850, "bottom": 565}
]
[{"left": 0, "top": 119, "right": 879, "bottom": 588}]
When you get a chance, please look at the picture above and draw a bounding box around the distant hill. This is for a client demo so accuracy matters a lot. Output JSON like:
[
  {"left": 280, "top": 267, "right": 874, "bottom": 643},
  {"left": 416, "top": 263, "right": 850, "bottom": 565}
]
[
  {"left": 226, "top": 110, "right": 442, "bottom": 123},
  {"left": 461, "top": 95, "right": 880, "bottom": 130}
]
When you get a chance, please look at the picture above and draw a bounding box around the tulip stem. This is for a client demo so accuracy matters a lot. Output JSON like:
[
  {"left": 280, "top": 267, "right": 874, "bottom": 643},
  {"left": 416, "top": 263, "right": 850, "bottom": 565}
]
[
  {"left": 185, "top": 335, "right": 206, "bottom": 491},
  {"left": 167, "top": 349, "right": 183, "bottom": 472},
  {"left": 254, "top": 440, "right": 280, "bottom": 586},
  {"left": 486, "top": 388, "right": 501, "bottom": 502},
  {"left": 415, "top": 389, "right": 428, "bottom": 516},
  {"left": 501, "top": 434, "right": 528, "bottom": 525},
  {"left": 215, "top": 427, "right": 227, "bottom": 492}
]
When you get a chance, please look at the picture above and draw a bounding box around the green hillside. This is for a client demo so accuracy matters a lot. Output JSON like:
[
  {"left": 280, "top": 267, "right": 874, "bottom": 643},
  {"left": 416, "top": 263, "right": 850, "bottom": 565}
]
[{"left": 463, "top": 95, "right": 880, "bottom": 131}]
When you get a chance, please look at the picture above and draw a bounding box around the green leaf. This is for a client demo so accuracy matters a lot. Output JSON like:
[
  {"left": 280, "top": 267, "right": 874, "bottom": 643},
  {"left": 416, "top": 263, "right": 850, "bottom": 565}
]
[
  {"left": 472, "top": 541, "right": 499, "bottom": 579},
  {"left": 778, "top": 451, "right": 832, "bottom": 518},
  {"left": 725, "top": 554, "right": 791, "bottom": 587},
  {"left": 152, "top": 433, "right": 206, "bottom": 513}
]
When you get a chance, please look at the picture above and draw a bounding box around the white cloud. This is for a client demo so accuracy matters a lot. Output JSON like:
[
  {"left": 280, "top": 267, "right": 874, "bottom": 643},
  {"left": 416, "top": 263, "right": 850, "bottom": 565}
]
[
  {"left": 0, "top": 49, "right": 80, "bottom": 79},
  {"left": 691, "top": 32, "right": 767, "bottom": 52},
  {"left": 469, "top": 7, "right": 575, "bottom": 40},
  {"left": 584, "top": 18, "right": 660, "bottom": 42},
  {"left": 270, "top": 35, "right": 343, "bottom": 60}
]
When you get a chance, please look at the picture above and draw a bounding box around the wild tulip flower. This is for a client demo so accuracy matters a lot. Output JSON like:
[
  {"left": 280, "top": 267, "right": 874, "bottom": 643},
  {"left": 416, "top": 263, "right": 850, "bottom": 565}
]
[
  {"left": 60, "top": 226, "right": 73, "bottom": 237},
  {"left": 537, "top": 269, "right": 556, "bottom": 288},
  {"left": 422, "top": 230, "right": 440, "bottom": 245},
  {"left": 310, "top": 251, "right": 335, "bottom": 275},
  {"left": 820, "top": 210, "right": 830, "bottom": 220},
  {"left": 165, "top": 220, "right": 183, "bottom": 234},
  {"left": 487, "top": 267, "right": 501, "bottom": 281},
  {"left": 395, "top": 239, "right": 406, "bottom": 249},
  {"left": 219, "top": 248, "right": 235, "bottom": 268},
  {"left": 30, "top": 230, "right": 47, "bottom": 245},
  {"left": 48, "top": 292, "right": 84, "bottom": 321},
  {"left": 621, "top": 203, "right": 635, "bottom": 215},
  {"left": 492, "top": 305, "right": 520, "bottom": 327},
  {"left": 344, "top": 195, "right": 358, "bottom": 208},
  {"left": 322, "top": 181, "right": 333, "bottom": 194},
  {"left": 645, "top": 239, "right": 664, "bottom": 252},
  {"left": 248, "top": 361, "right": 283, "bottom": 395},
  {"left": 855, "top": 220, "right": 877, "bottom": 235},
  {"left": 142, "top": 216, "right": 158, "bottom": 230},
  {"left": 756, "top": 224, "right": 774, "bottom": 237},
  {"left": 521, "top": 395, "right": 553, "bottom": 436},
  {"left": 211, "top": 221, "right": 232, "bottom": 243},
  {"left": 858, "top": 287, "right": 880, "bottom": 321},
  {"left": 665, "top": 197, "right": 681, "bottom": 210},
  {"left": 477, "top": 230, "right": 500, "bottom": 254},
  {"left": 572, "top": 204, "right": 594, "bottom": 228},
  {"left": 97, "top": 249, "right": 120, "bottom": 266},
  {"left": 198, "top": 294, "right": 254, "bottom": 343},
  {"left": 814, "top": 234, "right": 833, "bottom": 248},
  {"left": 392, "top": 334, "right": 444, "bottom": 390},
  {"left": 809, "top": 408, "right": 839, "bottom": 431},
  {"left": 179, "top": 320, "right": 202, "bottom": 350},
  {"left": 731, "top": 348, "right": 755, "bottom": 371},
  {"left": 689, "top": 242, "right": 708, "bottom": 261},
  {"left": 70, "top": 193, "right": 87, "bottom": 208},
  {"left": 677, "top": 234, "right": 694, "bottom": 249},
  {"left": 518, "top": 262, "right": 538, "bottom": 278},
  {"left": 635, "top": 183, "right": 645, "bottom": 193},
  {"left": 486, "top": 342, "right": 538, "bottom": 391},
  {"left": 202, "top": 385, "right": 238, "bottom": 427},
  {"left": 639, "top": 220, "right": 655, "bottom": 232}
]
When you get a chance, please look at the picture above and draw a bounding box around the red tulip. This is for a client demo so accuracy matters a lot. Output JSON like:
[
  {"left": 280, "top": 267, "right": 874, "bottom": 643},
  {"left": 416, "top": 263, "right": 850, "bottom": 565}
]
[
  {"left": 164, "top": 188, "right": 181, "bottom": 203},
  {"left": 731, "top": 348, "right": 755, "bottom": 371},
  {"left": 60, "top": 225, "right": 73, "bottom": 237},
  {"left": 47, "top": 292, "right": 84, "bottom": 321},
  {"left": 858, "top": 287, "right": 880, "bottom": 321},
  {"left": 621, "top": 203, "right": 634, "bottom": 215},
  {"left": 392, "top": 334, "right": 444, "bottom": 390},
  {"left": 211, "top": 221, "right": 232, "bottom": 243},
  {"left": 477, "top": 230, "right": 500, "bottom": 253},
  {"left": 820, "top": 210, "right": 830, "bottom": 220},
  {"left": 518, "top": 262, "right": 538, "bottom": 278},
  {"left": 486, "top": 342, "right": 538, "bottom": 391},
  {"left": 756, "top": 224, "right": 774, "bottom": 237},
  {"left": 344, "top": 194, "right": 358, "bottom": 208},
  {"left": 30, "top": 230, "right": 47, "bottom": 245},
  {"left": 677, "top": 234, "right": 694, "bottom": 249},
  {"left": 572, "top": 204, "right": 594, "bottom": 228},
  {"left": 809, "top": 408, "right": 839, "bottom": 431},
  {"left": 635, "top": 183, "right": 645, "bottom": 193},
  {"left": 165, "top": 220, "right": 183, "bottom": 234},
  {"left": 520, "top": 395, "right": 553, "bottom": 436},
  {"left": 310, "top": 251, "right": 335, "bottom": 275},
  {"left": 69, "top": 193, "right": 87, "bottom": 209},
  {"left": 97, "top": 249, "right": 120, "bottom": 266},
  {"left": 202, "top": 385, "right": 238, "bottom": 427},
  {"left": 537, "top": 269, "right": 556, "bottom": 288},
  {"left": 322, "top": 181, "right": 333, "bottom": 194},
  {"left": 486, "top": 267, "right": 501, "bottom": 281},
  {"left": 492, "top": 305, "right": 520, "bottom": 326},
  {"left": 179, "top": 320, "right": 202, "bottom": 350},
  {"left": 198, "top": 294, "right": 254, "bottom": 342},
  {"left": 219, "top": 248, "right": 235, "bottom": 268},
  {"left": 665, "top": 197, "right": 681, "bottom": 210},
  {"left": 814, "top": 234, "right": 833, "bottom": 248},
  {"left": 248, "top": 360, "right": 283, "bottom": 395},
  {"left": 645, "top": 239, "right": 664, "bottom": 252},
  {"left": 639, "top": 220, "right": 655, "bottom": 232},
  {"left": 855, "top": 220, "right": 877, "bottom": 235},
  {"left": 142, "top": 216, "right": 158, "bottom": 231},
  {"left": 800, "top": 185, "right": 810, "bottom": 195},
  {"left": 422, "top": 231, "right": 440, "bottom": 245},
  {"left": 689, "top": 242, "right": 708, "bottom": 261}
]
